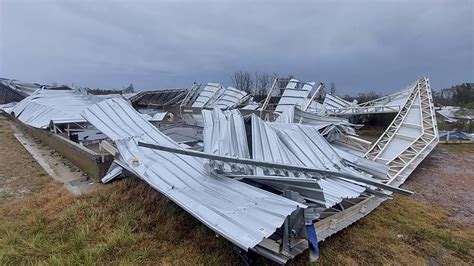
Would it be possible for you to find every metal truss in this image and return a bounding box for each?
[365,77,439,185]
[291,77,440,263]
[324,83,414,116]
[325,104,401,115]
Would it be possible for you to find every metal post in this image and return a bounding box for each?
[260,78,278,113]
[301,82,324,112]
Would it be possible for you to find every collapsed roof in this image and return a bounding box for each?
[0,79,42,104]
[7,87,99,128]
[82,98,305,249]
[1,76,439,264]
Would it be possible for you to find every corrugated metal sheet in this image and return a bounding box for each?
[129,89,187,107]
[202,108,252,174]
[278,106,355,128]
[214,87,249,109]
[1,79,40,97]
[192,83,248,109]
[321,94,352,111]
[275,79,316,113]
[251,114,368,208]
[202,108,249,158]
[8,88,98,128]
[82,98,305,250]
[192,83,222,108]
[332,146,390,179]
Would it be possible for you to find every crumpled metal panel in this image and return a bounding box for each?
[82,98,305,250]
[202,108,252,174]
[275,79,316,113]
[332,146,390,179]
[214,87,249,109]
[251,115,367,208]
[191,83,222,108]
[276,106,360,145]
[321,94,352,111]
[129,89,187,106]
[7,88,98,128]
[1,79,40,98]
[202,108,250,158]
[278,106,355,128]
[192,83,248,109]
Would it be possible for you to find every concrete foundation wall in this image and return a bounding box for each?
[13,118,113,180]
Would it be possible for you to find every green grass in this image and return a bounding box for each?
[3,178,472,265]
[0,179,240,265]
[306,196,474,265]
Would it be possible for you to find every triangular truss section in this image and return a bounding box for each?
[365,77,439,186]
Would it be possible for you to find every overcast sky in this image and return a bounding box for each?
[0,0,472,94]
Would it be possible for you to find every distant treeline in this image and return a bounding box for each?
[341,91,381,104]
[339,83,474,109]
[433,83,473,108]
[86,84,135,95]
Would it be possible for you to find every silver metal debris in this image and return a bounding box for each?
[81,98,306,250]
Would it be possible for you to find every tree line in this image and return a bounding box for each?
[231,71,297,96]
[433,83,473,108]
[86,84,135,95]
[340,83,474,109]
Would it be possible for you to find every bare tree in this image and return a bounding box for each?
[254,72,270,96]
[278,74,294,88]
[232,71,253,94]
[232,71,299,96]
[330,82,336,95]
[271,72,279,84]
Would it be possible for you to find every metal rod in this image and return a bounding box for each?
[137,142,413,196]
[261,77,279,112]
[301,82,324,112]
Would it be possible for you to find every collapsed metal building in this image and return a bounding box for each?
[1,77,439,263]
[0,79,41,104]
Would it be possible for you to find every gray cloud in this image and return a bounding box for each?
[1,0,472,94]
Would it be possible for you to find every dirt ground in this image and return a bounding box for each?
[403,144,474,225]
[1,117,473,264]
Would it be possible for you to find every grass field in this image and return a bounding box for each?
[1,119,473,265]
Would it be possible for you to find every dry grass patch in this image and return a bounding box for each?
[0,178,240,265]
[305,196,473,265]
[0,121,51,201]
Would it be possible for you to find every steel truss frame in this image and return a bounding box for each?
[250,77,439,263]
[324,82,414,116]
[365,77,439,184]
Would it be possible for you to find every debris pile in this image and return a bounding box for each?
[1,76,439,263]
